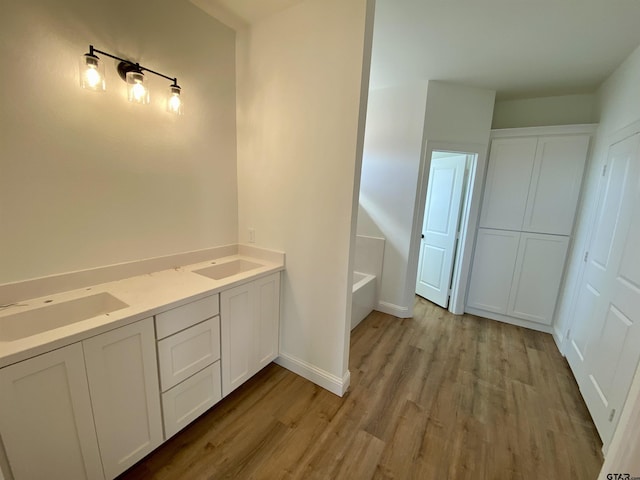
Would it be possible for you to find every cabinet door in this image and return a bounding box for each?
[0,344,104,480]
[466,229,520,314]
[83,318,163,479]
[254,273,281,371]
[480,138,537,230]
[220,282,254,396]
[507,233,569,325]
[523,135,590,235]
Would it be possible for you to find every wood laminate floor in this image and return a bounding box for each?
[119,296,603,480]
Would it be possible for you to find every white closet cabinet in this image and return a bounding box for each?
[507,233,570,325]
[220,272,280,396]
[523,135,590,235]
[466,229,520,314]
[480,134,590,235]
[479,137,537,230]
[83,318,163,480]
[0,344,104,480]
[468,126,593,330]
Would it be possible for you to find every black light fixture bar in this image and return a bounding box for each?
[88,45,179,86]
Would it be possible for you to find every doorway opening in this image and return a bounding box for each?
[408,143,487,315]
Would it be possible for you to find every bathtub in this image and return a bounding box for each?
[352,271,376,330]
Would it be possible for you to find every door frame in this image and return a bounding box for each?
[406,141,489,315]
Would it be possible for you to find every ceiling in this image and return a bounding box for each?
[194,0,640,100]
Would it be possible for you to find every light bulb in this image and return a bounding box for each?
[79,54,105,91]
[84,66,101,88]
[167,85,183,115]
[126,71,149,104]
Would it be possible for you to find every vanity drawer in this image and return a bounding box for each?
[162,361,222,439]
[155,294,219,339]
[157,317,220,391]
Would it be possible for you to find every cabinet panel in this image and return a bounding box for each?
[0,344,104,480]
[255,273,281,370]
[83,318,163,479]
[523,135,590,235]
[220,273,281,397]
[158,317,220,391]
[220,283,253,396]
[466,229,520,314]
[507,233,570,324]
[155,294,219,340]
[162,362,222,439]
[480,138,537,230]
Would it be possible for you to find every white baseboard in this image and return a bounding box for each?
[376,301,411,318]
[465,307,554,334]
[275,352,350,397]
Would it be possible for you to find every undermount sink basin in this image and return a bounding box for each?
[194,259,263,280]
[0,292,128,342]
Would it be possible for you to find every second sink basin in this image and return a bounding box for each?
[0,292,129,342]
[194,259,263,280]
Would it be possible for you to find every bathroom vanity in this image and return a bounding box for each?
[0,246,284,480]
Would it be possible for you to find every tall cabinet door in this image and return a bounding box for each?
[466,229,521,314]
[479,137,537,230]
[221,282,254,396]
[0,344,104,480]
[523,135,590,235]
[254,273,281,370]
[507,233,570,325]
[83,318,163,479]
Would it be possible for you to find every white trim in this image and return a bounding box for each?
[491,124,599,138]
[406,141,489,317]
[465,307,554,334]
[275,352,351,397]
[552,326,565,354]
[376,301,411,318]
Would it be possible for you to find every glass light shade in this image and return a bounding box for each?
[126,71,149,104]
[167,85,183,115]
[80,54,105,91]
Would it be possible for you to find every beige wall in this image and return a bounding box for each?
[492,94,598,129]
[236,0,373,392]
[0,0,238,284]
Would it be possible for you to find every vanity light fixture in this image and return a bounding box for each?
[80,45,182,114]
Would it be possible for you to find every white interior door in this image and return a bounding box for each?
[566,132,640,448]
[416,154,466,307]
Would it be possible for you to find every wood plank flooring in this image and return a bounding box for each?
[119,296,603,480]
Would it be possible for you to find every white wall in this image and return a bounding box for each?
[357,84,428,314]
[492,94,598,129]
[359,81,495,316]
[236,0,373,394]
[0,0,238,285]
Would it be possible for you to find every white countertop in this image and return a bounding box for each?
[0,253,284,368]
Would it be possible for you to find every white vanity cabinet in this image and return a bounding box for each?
[0,344,104,480]
[83,318,163,479]
[221,272,280,396]
[155,294,222,439]
[0,318,163,480]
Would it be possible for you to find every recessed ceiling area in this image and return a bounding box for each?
[371,0,640,99]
